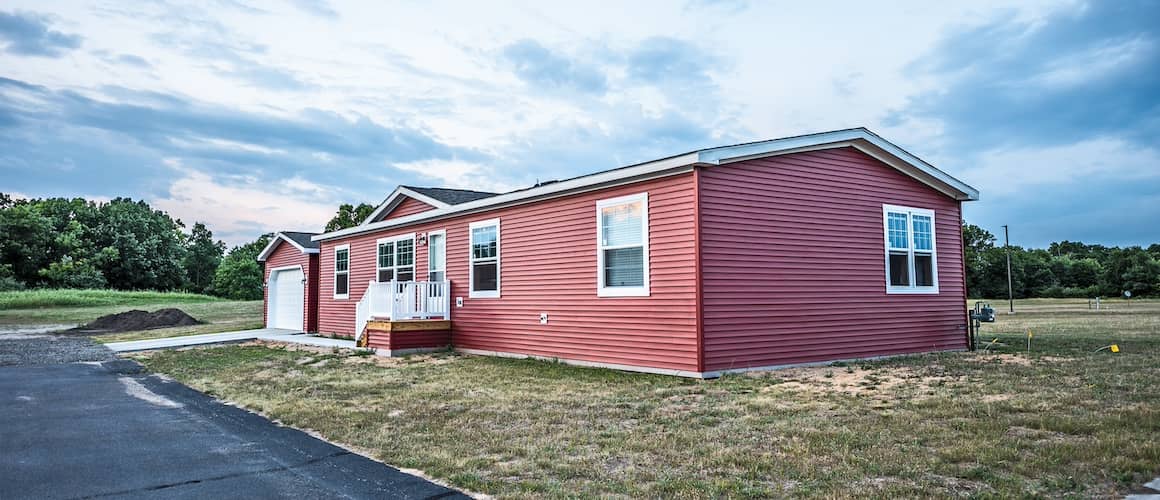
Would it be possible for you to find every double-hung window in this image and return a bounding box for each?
[596,192,649,297]
[333,244,350,299]
[883,204,938,294]
[469,219,500,298]
[376,235,415,283]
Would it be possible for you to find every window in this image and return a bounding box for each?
[376,235,414,283]
[596,192,649,297]
[469,219,500,297]
[428,230,446,283]
[333,245,350,299]
[883,204,938,294]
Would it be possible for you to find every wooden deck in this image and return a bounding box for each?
[366,319,451,332]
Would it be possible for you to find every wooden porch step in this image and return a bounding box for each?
[366,319,451,332]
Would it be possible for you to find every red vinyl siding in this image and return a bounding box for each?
[262,241,318,332]
[318,173,699,372]
[365,329,452,351]
[698,147,967,371]
[383,197,436,220]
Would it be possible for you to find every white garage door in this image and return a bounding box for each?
[268,267,305,331]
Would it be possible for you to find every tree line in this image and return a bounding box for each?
[964,223,1160,299]
[0,195,373,300]
[2,194,1156,299]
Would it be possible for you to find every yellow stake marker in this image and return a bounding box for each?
[1111,344,1120,353]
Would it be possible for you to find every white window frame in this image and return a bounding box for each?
[468,218,500,298]
[375,233,416,283]
[596,192,650,297]
[427,229,447,283]
[882,204,939,295]
[333,244,350,300]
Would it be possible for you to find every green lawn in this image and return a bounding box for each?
[0,289,262,342]
[135,299,1160,498]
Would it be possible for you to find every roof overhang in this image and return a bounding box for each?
[315,128,979,243]
[256,232,320,262]
[360,186,452,226]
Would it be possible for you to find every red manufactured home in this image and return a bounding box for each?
[270,128,979,377]
[257,232,320,333]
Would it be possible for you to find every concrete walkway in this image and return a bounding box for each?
[105,328,361,353]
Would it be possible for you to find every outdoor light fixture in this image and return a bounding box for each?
[417,232,428,246]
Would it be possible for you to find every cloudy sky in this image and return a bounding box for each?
[1,0,1157,247]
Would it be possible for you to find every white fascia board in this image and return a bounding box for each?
[256,233,318,262]
[360,187,452,226]
[698,128,980,201]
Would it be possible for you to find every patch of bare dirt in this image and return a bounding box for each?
[752,365,961,398]
[70,308,202,334]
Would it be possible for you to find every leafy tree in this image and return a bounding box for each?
[38,255,107,289]
[91,198,188,290]
[183,222,225,294]
[325,202,376,232]
[0,202,54,287]
[211,234,272,300]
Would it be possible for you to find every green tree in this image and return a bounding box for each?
[324,202,376,232]
[0,202,55,287]
[211,234,272,300]
[183,222,226,294]
[92,198,188,290]
[962,223,996,297]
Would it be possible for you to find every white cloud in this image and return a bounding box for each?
[150,168,338,246]
[963,138,1160,197]
[393,159,518,193]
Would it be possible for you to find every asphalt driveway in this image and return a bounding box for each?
[0,331,466,499]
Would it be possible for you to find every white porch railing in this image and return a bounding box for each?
[355,280,451,342]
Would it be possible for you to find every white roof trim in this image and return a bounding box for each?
[315,128,978,242]
[360,186,451,226]
[256,232,319,262]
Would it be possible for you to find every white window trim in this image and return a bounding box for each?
[375,233,416,283]
[596,192,650,297]
[427,229,447,282]
[468,218,500,298]
[882,204,939,295]
[333,244,350,300]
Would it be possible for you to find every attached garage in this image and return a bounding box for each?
[267,266,305,330]
[257,232,320,332]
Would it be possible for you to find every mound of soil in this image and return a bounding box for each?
[76,308,203,333]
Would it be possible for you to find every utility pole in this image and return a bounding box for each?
[1003,224,1014,314]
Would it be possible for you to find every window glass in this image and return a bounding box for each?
[335,249,349,272]
[335,273,348,295]
[601,201,643,247]
[377,242,393,268]
[915,255,934,287]
[887,212,908,249]
[472,226,496,260]
[912,215,932,251]
[888,252,910,286]
[396,239,414,266]
[604,247,644,287]
[470,222,499,294]
[472,262,497,291]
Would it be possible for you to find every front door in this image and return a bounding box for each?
[426,231,446,314]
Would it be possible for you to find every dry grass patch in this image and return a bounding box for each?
[135,299,1160,498]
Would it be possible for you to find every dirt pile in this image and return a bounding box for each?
[77,308,203,333]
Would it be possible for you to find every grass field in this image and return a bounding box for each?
[0,289,262,342]
[134,298,1160,498]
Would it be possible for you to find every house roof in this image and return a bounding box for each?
[317,127,980,242]
[402,186,498,205]
[360,186,498,226]
[256,231,320,262]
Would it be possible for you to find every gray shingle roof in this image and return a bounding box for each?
[402,186,498,205]
[281,231,320,250]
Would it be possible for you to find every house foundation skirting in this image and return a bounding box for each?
[453,347,968,379]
